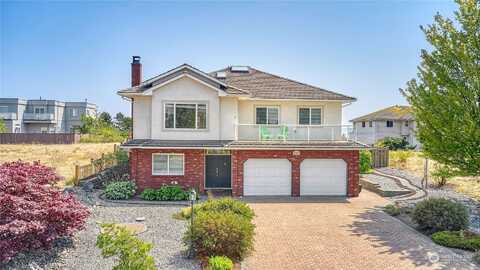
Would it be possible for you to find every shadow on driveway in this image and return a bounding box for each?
[240,195,349,204]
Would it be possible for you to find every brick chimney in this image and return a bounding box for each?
[131,56,142,87]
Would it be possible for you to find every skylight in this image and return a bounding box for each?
[230,66,249,72]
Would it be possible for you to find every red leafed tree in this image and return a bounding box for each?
[0,161,90,264]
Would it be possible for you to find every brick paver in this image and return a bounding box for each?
[242,191,476,270]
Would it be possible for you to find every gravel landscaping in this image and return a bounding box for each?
[377,167,480,233]
[3,188,200,270]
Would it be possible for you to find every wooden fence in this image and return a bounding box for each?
[370,148,389,168]
[0,133,81,144]
[73,144,120,185]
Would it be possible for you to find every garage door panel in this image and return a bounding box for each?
[300,159,346,196]
[244,159,291,196]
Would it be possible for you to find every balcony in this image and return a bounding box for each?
[23,113,55,122]
[235,124,357,142]
[0,112,17,120]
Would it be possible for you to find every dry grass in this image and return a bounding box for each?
[389,151,480,201]
[0,143,117,186]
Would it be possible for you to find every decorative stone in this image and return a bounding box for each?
[135,217,146,222]
[100,223,147,235]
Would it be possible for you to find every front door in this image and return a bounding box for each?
[205,155,231,188]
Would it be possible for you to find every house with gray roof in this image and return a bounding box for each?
[0,98,97,133]
[118,56,368,199]
[349,105,421,148]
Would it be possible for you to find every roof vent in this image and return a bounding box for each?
[230,66,249,72]
[216,71,227,79]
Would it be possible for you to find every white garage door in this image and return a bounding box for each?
[244,159,291,196]
[300,159,347,196]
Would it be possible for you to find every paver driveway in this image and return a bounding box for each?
[242,190,476,270]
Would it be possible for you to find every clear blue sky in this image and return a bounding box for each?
[0,1,456,123]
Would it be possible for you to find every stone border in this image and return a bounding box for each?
[98,192,204,206]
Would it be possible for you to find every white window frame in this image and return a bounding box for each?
[152,153,185,176]
[163,102,208,130]
[34,106,46,114]
[297,107,323,125]
[386,120,394,128]
[255,106,280,125]
[71,108,78,117]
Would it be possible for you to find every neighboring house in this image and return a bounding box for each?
[0,98,97,133]
[350,105,420,148]
[118,56,367,197]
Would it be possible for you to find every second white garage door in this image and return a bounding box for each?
[244,159,291,196]
[300,159,347,196]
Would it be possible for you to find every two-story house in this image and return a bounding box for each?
[0,98,97,133]
[118,57,367,197]
[350,105,420,148]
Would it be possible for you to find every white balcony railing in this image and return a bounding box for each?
[23,113,55,121]
[0,112,17,119]
[235,124,357,142]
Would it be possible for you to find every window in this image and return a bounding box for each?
[71,108,78,117]
[361,121,366,128]
[152,154,184,175]
[386,120,394,128]
[164,103,207,129]
[298,107,322,125]
[256,106,279,125]
[369,121,373,127]
[40,127,48,134]
[405,121,409,127]
[34,107,46,114]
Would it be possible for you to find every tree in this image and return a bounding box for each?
[115,112,132,132]
[0,161,90,263]
[99,112,113,126]
[401,0,480,175]
[0,118,6,133]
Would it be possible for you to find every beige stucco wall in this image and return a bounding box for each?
[150,76,221,140]
[133,96,152,139]
[219,97,238,140]
[237,100,343,125]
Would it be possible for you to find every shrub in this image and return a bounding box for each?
[95,162,130,189]
[105,181,136,200]
[177,198,255,221]
[0,161,90,263]
[96,223,156,270]
[184,210,255,261]
[431,231,480,251]
[376,137,415,150]
[140,188,158,201]
[156,185,188,201]
[431,164,456,187]
[206,256,233,270]
[412,198,469,233]
[384,204,401,216]
[359,150,372,173]
[473,251,480,265]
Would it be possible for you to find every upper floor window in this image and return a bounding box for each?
[361,121,366,128]
[256,106,279,125]
[34,107,46,114]
[71,108,78,117]
[405,121,409,127]
[369,121,373,127]
[299,107,322,125]
[164,102,207,129]
[386,120,394,128]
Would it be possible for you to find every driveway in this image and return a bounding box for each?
[242,190,476,270]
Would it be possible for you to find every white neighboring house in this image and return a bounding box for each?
[350,105,421,148]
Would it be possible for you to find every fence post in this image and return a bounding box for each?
[74,165,80,185]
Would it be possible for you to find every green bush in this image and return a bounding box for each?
[375,137,415,150]
[140,188,158,201]
[360,150,372,173]
[139,186,189,201]
[206,256,233,270]
[431,231,480,251]
[177,198,255,220]
[96,223,156,270]
[105,181,136,200]
[473,251,480,265]
[412,198,469,233]
[384,204,401,216]
[184,210,255,261]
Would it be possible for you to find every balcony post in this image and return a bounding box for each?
[331,127,334,141]
[307,126,310,142]
[234,123,238,141]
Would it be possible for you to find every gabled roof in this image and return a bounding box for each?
[210,67,356,101]
[118,64,356,102]
[350,105,414,122]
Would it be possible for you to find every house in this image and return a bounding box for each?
[118,56,367,197]
[0,98,97,133]
[350,105,420,148]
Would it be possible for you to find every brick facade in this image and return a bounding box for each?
[129,148,360,197]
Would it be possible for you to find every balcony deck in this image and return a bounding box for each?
[23,113,55,122]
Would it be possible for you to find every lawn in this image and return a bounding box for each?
[389,150,480,201]
[0,143,117,186]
